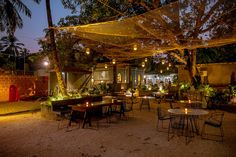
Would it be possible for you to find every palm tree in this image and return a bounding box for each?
[45,0,67,96]
[0,0,41,34]
[0,35,25,71]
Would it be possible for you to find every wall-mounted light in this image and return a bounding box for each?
[112,59,116,64]
[133,44,137,51]
[86,48,90,55]
[43,61,49,66]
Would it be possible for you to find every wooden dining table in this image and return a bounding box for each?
[71,99,124,128]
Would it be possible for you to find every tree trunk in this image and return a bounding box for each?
[191,49,197,77]
[187,49,197,85]
[45,0,67,96]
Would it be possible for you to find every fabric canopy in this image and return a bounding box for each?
[54,0,236,61]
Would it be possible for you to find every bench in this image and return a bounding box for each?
[51,96,103,114]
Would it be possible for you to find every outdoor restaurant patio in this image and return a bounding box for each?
[0,0,236,157]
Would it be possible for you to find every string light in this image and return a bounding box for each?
[86,48,90,55]
[141,62,145,68]
[133,44,137,51]
[112,59,116,64]
[161,60,165,64]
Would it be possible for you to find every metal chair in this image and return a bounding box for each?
[201,112,224,142]
[156,107,171,131]
[123,97,134,120]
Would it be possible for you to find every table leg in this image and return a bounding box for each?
[82,111,91,128]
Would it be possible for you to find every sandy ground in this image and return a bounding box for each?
[0,103,236,157]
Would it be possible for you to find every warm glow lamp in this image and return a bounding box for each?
[112,59,116,64]
[141,62,145,68]
[43,61,49,66]
[86,48,90,55]
[161,60,165,64]
[105,64,108,69]
[133,44,137,51]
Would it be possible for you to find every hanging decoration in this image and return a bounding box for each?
[85,48,90,55]
[133,44,137,51]
[112,59,116,64]
[161,60,165,64]
[141,62,145,68]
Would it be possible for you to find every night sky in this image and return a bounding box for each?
[14,0,76,53]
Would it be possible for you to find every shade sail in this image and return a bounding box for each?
[54,0,236,61]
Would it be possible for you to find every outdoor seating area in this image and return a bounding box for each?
[0,0,236,156]
[1,103,236,156]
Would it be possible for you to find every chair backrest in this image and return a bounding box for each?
[188,91,203,101]
[210,112,224,126]
[189,102,202,109]
[169,102,180,109]
[157,107,167,119]
[125,97,133,111]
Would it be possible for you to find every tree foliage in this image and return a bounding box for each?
[0,0,41,34]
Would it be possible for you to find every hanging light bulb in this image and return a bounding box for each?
[160,70,163,73]
[133,44,137,51]
[141,62,145,68]
[145,58,148,62]
[105,64,108,69]
[161,60,165,64]
[86,48,90,55]
[112,59,116,64]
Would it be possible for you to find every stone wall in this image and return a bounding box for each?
[0,75,48,102]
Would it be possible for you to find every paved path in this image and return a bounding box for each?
[0,101,41,116]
